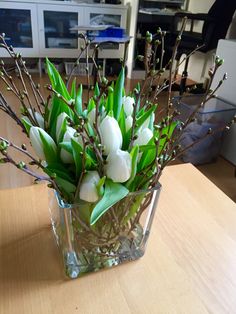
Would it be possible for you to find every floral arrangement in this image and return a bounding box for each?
[0,23,234,277]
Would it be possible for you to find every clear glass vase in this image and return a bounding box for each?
[48,183,161,279]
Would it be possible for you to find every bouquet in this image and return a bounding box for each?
[0,22,234,277]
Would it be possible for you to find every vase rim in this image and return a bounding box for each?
[54,182,162,208]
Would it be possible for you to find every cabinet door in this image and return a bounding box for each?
[38,4,82,58]
[84,6,127,59]
[0,2,39,57]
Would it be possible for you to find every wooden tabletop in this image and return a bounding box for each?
[0,164,236,314]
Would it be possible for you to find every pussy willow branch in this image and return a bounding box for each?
[0,136,44,169]
[0,93,26,131]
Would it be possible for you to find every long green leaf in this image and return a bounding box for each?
[71,138,83,179]
[90,180,129,225]
[136,105,157,129]
[38,129,57,163]
[113,68,125,120]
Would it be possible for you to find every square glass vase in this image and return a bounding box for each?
[48,183,161,279]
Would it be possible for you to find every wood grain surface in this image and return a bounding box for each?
[0,164,236,314]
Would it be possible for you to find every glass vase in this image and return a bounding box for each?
[48,183,161,279]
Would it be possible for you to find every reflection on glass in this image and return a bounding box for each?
[90,14,121,50]
[90,14,121,27]
[0,9,33,48]
[44,11,78,49]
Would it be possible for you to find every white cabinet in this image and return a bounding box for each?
[0,2,39,57]
[0,1,128,60]
[37,4,84,58]
[84,6,127,59]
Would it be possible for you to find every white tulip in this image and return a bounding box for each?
[23,109,44,129]
[79,171,100,203]
[122,96,134,116]
[87,107,106,126]
[125,115,133,131]
[139,113,155,132]
[99,116,122,155]
[29,126,57,161]
[60,126,80,164]
[56,112,68,143]
[106,149,131,183]
[87,108,96,126]
[134,128,153,146]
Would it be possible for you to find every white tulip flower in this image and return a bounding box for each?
[60,126,79,163]
[79,171,100,203]
[106,149,131,183]
[23,109,44,129]
[56,112,68,143]
[99,116,122,155]
[122,96,135,116]
[139,113,155,131]
[125,115,133,131]
[87,108,96,126]
[29,126,57,161]
[134,128,153,146]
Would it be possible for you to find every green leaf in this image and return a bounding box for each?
[106,85,114,112]
[45,162,75,184]
[59,141,73,154]
[71,138,83,179]
[123,194,145,224]
[90,180,129,225]
[158,121,178,156]
[94,82,100,97]
[125,145,139,188]
[38,129,57,163]
[136,105,157,129]
[21,117,32,134]
[96,176,106,197]
[87,98,95,112]
[138,138,156,171]
[57,117,68,144]
[55,176,76,202]
[46,58,71,101]
[70,78,76,99]
[75,84,83,116]
[45,58,59,89]
[118,106,126,144]
[113,67,125,120]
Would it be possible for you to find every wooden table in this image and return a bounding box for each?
[0,164,236,314]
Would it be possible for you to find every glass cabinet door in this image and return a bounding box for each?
[38,4,82,58]
[0,2,39,57]
[43,11,78,49]
[85,7,127,59]
[0,8,33,48]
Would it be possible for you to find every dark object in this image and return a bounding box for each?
[172,0,236,94]
[105,0,121,4]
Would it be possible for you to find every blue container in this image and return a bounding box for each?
[98,27,124,38]
[173,94,236,164]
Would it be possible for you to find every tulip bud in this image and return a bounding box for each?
[79,171,100,202]
[60,126,82,164]
[87,108,96,126]
[99,116,122,155]
[122,96,135,116]
[56,112,68,143]
[29,127,57,161]
[134,128,153,146]
[27,109,44,129]
[125,115,133,131]
[106,149,131,183]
